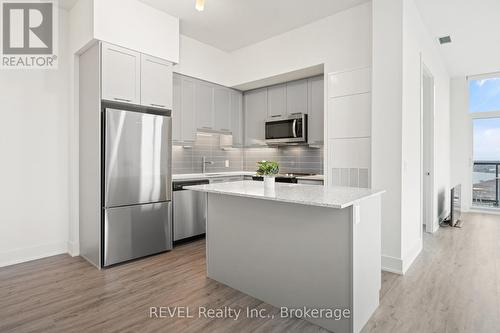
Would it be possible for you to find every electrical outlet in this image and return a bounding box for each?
[225,160,230,168]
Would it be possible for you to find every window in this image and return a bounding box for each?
[469,77,500,113]
[470,76,500,208]
[472,118,500,207]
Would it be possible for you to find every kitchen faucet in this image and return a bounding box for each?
[202,156,214,174]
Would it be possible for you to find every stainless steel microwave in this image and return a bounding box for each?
[265,114,307,145]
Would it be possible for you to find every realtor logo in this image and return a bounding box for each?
[1,0,58,69]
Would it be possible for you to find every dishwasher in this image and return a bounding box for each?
[172,179,209,244]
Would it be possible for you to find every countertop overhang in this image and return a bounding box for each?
[185,181,385,209]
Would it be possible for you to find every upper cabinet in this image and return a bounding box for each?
[101,43,141,104]
[180,77,196,142]
[172,73,243,145]
[308,76,324,144]
[243,76,323,147]
[267,84,286,118]
[172,74,182,142]
[214,87,231,132]
[101,42,173,110]
[195,81,214,130]
[140,54,173,109]
[286,79,308,115]
[244,88,268,146]
[231,91,243,146]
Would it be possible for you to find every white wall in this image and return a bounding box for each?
[230,3,372,87]
[0,9,71,267]
[373,0,450,274]
[173,35,234,86]
[93,0,179,62]
[372,0,404,272]
[401,0,450,271]
[450,77,472,211]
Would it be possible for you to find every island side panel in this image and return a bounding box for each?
[206,193,353,333]
[351,195,382,333]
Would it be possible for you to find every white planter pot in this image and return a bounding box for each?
[263,176,275,189]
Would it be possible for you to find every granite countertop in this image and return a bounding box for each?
[173,171,256,181]
[185,181,384,209]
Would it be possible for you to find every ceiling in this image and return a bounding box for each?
[140,0,369,52]
[415,0,500,77]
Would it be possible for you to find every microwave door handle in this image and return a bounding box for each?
[292,119,298,138]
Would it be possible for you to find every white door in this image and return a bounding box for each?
[422,65,435,233]
[214,87,231,132]
[101,43,141,104]
[140,54,173,109]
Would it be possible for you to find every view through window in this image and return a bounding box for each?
[470,77,500,208]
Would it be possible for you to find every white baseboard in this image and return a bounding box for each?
[381,255,403,274]
[402,239,422,274]
[67,240,80,257]
[0,242,68,268]
[382,240,423,276]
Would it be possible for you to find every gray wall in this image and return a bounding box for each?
[173,133,323,175]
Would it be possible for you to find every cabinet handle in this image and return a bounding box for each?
[271,115,282,118]
[201,126,213,129]
[151,103,166,108]
[114,97,132,102]
[290,112,302,115]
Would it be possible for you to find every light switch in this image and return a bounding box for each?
[225,160,230,168]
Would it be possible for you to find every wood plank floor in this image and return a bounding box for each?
[1,212,499,333]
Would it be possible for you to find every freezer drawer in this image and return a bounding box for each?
[104,201,172,266]
[104,108,172,207]
[173,187,207,242]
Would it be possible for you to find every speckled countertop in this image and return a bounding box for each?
[185,181,384,209]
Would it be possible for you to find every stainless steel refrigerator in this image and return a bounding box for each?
[101,103,173,266]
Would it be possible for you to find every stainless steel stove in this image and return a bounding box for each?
[252,172,317,184]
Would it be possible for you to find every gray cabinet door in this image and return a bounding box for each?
[231,90,243,146]
[181,77,196,142]
[214,87,231,132]
[101,43,141,104]
[244,88,268,146]
[140,54,172,109]
[308,76,324,144]
[172,74,182,141]
[267,84,286,118]
[286,79,308,115]
[195,81,214,130]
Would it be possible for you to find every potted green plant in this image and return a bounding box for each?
[256,160,279,188]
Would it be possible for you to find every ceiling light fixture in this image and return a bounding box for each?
[195,0,205,11]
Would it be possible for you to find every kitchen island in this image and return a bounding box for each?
[186,181,384,333]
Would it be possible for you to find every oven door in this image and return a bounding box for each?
[265,115,307,144]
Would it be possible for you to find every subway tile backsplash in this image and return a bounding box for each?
[172,133,323,175]
[244,146,324,174]
[172,133,244,174]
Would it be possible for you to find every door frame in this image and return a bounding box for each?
[421,62,435,233]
